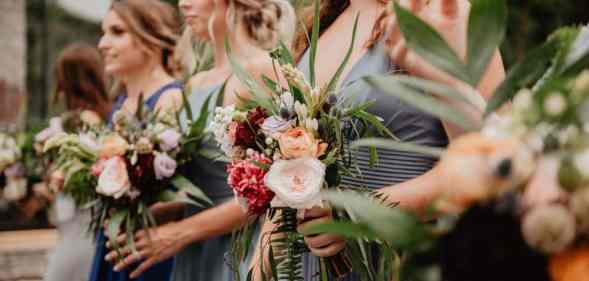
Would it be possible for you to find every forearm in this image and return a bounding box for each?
[178,200,250,245]
[377,168,444,215]
[250,217,279,281]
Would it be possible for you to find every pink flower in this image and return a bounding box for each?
[154,152,177,180]
[4,163,25,178]
[227,152,274,214]
[264,157,325,209]
[278,128,327,159]
[91,158,109,177]
[96,156,131,199]
[158,129,181,152]
[35,117,64,143]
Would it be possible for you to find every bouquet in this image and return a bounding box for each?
[215,2,395,278]
[44,98,213,253]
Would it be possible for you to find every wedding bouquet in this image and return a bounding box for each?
[216,1,397,278]
[43,99,212,253]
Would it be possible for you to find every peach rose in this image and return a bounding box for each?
[96,156,131,199]
[278,128,327,159]
[99,134,129,158]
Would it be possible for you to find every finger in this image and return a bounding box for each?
[130,257,158,278]
[106,233,129,249]
[309,240,346,258]
[104,246,132,262]
[114,249,150,272]
[305,233,345,249]
[440,0,460,19]
[301,207,331,221]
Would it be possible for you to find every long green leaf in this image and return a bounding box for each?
[305,221,381,242]
[171,175,212,205]
[365,75,480,131]
[309,0,320,87]
[562,24,589,76]
[393,1,471,84]
[108,209,128,254]
[467,0,507,85]
[225,39,276,112]
[352,138,444,158]
[181,84,194,122]
[190,90,215,137]
[485,39,560,115]
[325,14,360,95]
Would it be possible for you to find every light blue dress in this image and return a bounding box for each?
[172,85,259,281]
[297,36,449,280]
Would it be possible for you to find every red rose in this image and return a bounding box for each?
[126,153,158,192]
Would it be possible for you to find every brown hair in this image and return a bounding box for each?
[54,43,111,120]
[292,0,390,62]
[227,0,296,49]
[110,0,183,76]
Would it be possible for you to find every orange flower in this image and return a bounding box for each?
[550,245,589,281]
[278,127,327,159]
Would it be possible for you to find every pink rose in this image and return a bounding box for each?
[99,134,129,158]
[278,128,327,159]
[158,129,181,152]
[153,152,177,180]
[96,156,131,199]
[264,157,325,209]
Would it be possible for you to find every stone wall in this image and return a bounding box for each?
[0,0,26,130]
[0,230,56,281]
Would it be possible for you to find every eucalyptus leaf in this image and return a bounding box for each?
[393,1,471,84]
[108,209,128,254]
[308,0,320,87]
[171,175,212,205]
[467,0,507,85]
[561,24,589,76]
[485,39,560,115]
[351,138,444,158]
[365,75,480,131]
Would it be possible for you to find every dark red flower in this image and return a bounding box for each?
[233,122,256,147]
[227,152,274,215]
[247,107,268,128]
[126,153,159,192]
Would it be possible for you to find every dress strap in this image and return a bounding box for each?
[144,81,184,110]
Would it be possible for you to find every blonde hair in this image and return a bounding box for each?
[226,0,296,50]
[110,0,183,77]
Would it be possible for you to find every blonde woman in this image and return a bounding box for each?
[105,0,296,280]
[89,1,183,281]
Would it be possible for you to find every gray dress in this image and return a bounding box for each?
[172,85,259,281]
[43,194,95,281]
[297,36,449,279]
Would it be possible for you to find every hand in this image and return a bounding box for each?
[104,221,190,278]
[389,0,470,85]
[297,207,345,258]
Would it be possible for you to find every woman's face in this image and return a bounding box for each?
[98,10,147,77]
[179,0,215,40]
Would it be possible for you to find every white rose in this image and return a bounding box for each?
[96,157,131,199]
[3,178,28,201]
[264,157,325,209]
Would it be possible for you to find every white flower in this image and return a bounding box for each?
[79,133,100,153]
[96,157,131,199]
[158,129,181,152]
[303,118,319,132]
[264,157,325,209]
[574,150,589,179]
[280,92,295,111]
[154,152,177,180]
[544,92,567,116]
[261,116,294,138]
[35,117,64,143]
[513,89,534,113]
[3,178,28,201]
[574,70,589,93]
[522,204,576,254]
[294,101,308,119]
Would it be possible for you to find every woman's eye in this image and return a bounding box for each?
[111,27,125,36]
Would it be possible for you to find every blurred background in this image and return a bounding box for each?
[0,0,588,280]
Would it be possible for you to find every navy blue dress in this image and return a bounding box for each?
[88,81,183,281]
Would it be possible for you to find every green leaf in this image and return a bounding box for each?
[305,221,381,241]
[181,84,194,122]
[352,138,444,158]
[485,39,560,115]
[365,75,480,131]
[261,75,282,95]
[125,215,138,256]
[309,0,320,87]
[225,39,276,112]
[393,1,471,84]
[467,0,507,85]
[136,93,145,121]
[108,209,128,254]
[190,89,216,137]
[325,14,360,95]
[353,110,399,141]
[561,24,589,76]
[171,175,212,205]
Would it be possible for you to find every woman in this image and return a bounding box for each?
[89,0,183,280]
[254,0,506,280]
[43,43,111,281]
[104,0,295,280]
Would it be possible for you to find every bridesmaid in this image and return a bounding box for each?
[254,0,506,280]
[89,0,183,281]
[105,0,295,280]
[43,43,111,281]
